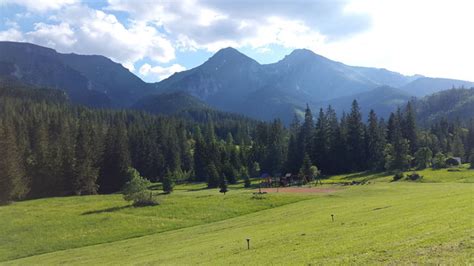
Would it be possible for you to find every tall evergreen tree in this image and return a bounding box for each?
[385,111,412,170]
[73,120,99,195]
[0,120,28,203]
[346,100,366,171]
[98,120,131,193]
[402,101,418,154]
[366,110,386,170]
[312,108,328,170]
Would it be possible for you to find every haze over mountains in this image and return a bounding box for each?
[1,41,473,123]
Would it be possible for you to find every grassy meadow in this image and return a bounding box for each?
[1,166,473,265]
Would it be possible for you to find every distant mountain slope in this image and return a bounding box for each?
[2,41,473,123]
[153,48,418,122]
[0,41,152,107]
[133,91,209,115]
[401,77,474,97]
[317,86,413,119]
[0,76,69,103]
[414,88,474,124]
[155,47,267,112]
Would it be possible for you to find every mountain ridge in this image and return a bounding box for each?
[1,41,473,123]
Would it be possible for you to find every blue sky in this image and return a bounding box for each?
[0,0,473,83]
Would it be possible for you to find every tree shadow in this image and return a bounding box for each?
[341,171,387,180]
[82,205,132,215]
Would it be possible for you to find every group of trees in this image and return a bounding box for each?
[282,101,474,175]
[1,86,473,204]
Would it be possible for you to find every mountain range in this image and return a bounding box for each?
[1,41,473,123]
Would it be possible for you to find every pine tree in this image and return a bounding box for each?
[384,112,412,171]
[366,110,386,170]
[73,120,99,195]
[299,153,312,183]
[0,120,28,203]
[162,169,175,194]
[312,108,328,170]
[193,126,208,181]
[98,121,131,194]
[325,106,341,174]
[28,122,54,198]
[452,134,465,158]
[206,162,220,188]
[346,100,366,171]
[402,102,418,154]
[219,176,228,195]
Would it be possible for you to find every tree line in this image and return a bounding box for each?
[1,86,473,204]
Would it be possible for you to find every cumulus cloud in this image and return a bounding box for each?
[139,63,186,80]
[0,4,176,72]
[1,0,79,12]
[106,0,370,52]
[0,28,25,42]
[27,22,76,48]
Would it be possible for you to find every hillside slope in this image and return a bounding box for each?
[0,41,153,107]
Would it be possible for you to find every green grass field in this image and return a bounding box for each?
[1,167,473,265]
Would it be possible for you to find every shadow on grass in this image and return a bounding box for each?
[82,205,132,215]
[341,171,387,180]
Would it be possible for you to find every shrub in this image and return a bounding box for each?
[407,172,423,181]
[414,147,432,169]
[432,152,447,169]
[392,172,404,181]
[162,170,175,194]
[122,168,158,206]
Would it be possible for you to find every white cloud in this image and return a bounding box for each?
[0,28,24,42]
[1,0,79,12]
[139,63,186,80]
[27,22,76,48]
[2,4,176,72]
[105,0,367,52]
[309,0,474,81]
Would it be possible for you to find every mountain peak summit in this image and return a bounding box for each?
[206,47,258,66]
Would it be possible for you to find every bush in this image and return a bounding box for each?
[414,147,432,169]
[392,172,404,181]
[432,152,447,169]
[122,168,158,206]
[162,170,175,194]
[407,172,423,181]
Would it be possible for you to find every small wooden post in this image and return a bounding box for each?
[331,214,334,222]
[246,238,250,249]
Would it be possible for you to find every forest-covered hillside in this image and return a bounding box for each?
[1,82,473,204]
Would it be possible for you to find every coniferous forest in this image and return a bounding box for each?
[1,84,473,204]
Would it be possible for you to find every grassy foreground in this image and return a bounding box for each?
[0,183,311,262]
[1,169,473,264]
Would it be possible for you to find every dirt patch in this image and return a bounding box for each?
[256,187,338,194]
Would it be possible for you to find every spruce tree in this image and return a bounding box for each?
[98,121,131,194]
[346,100,366,171]
[219,176,228,195]
[0,121,28,203]
[402,102,418,154]
[366,110,386,170]
[312,108,328,170]
[162,169,175,194]
[206,162,220,188]
[73,120,99,195]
